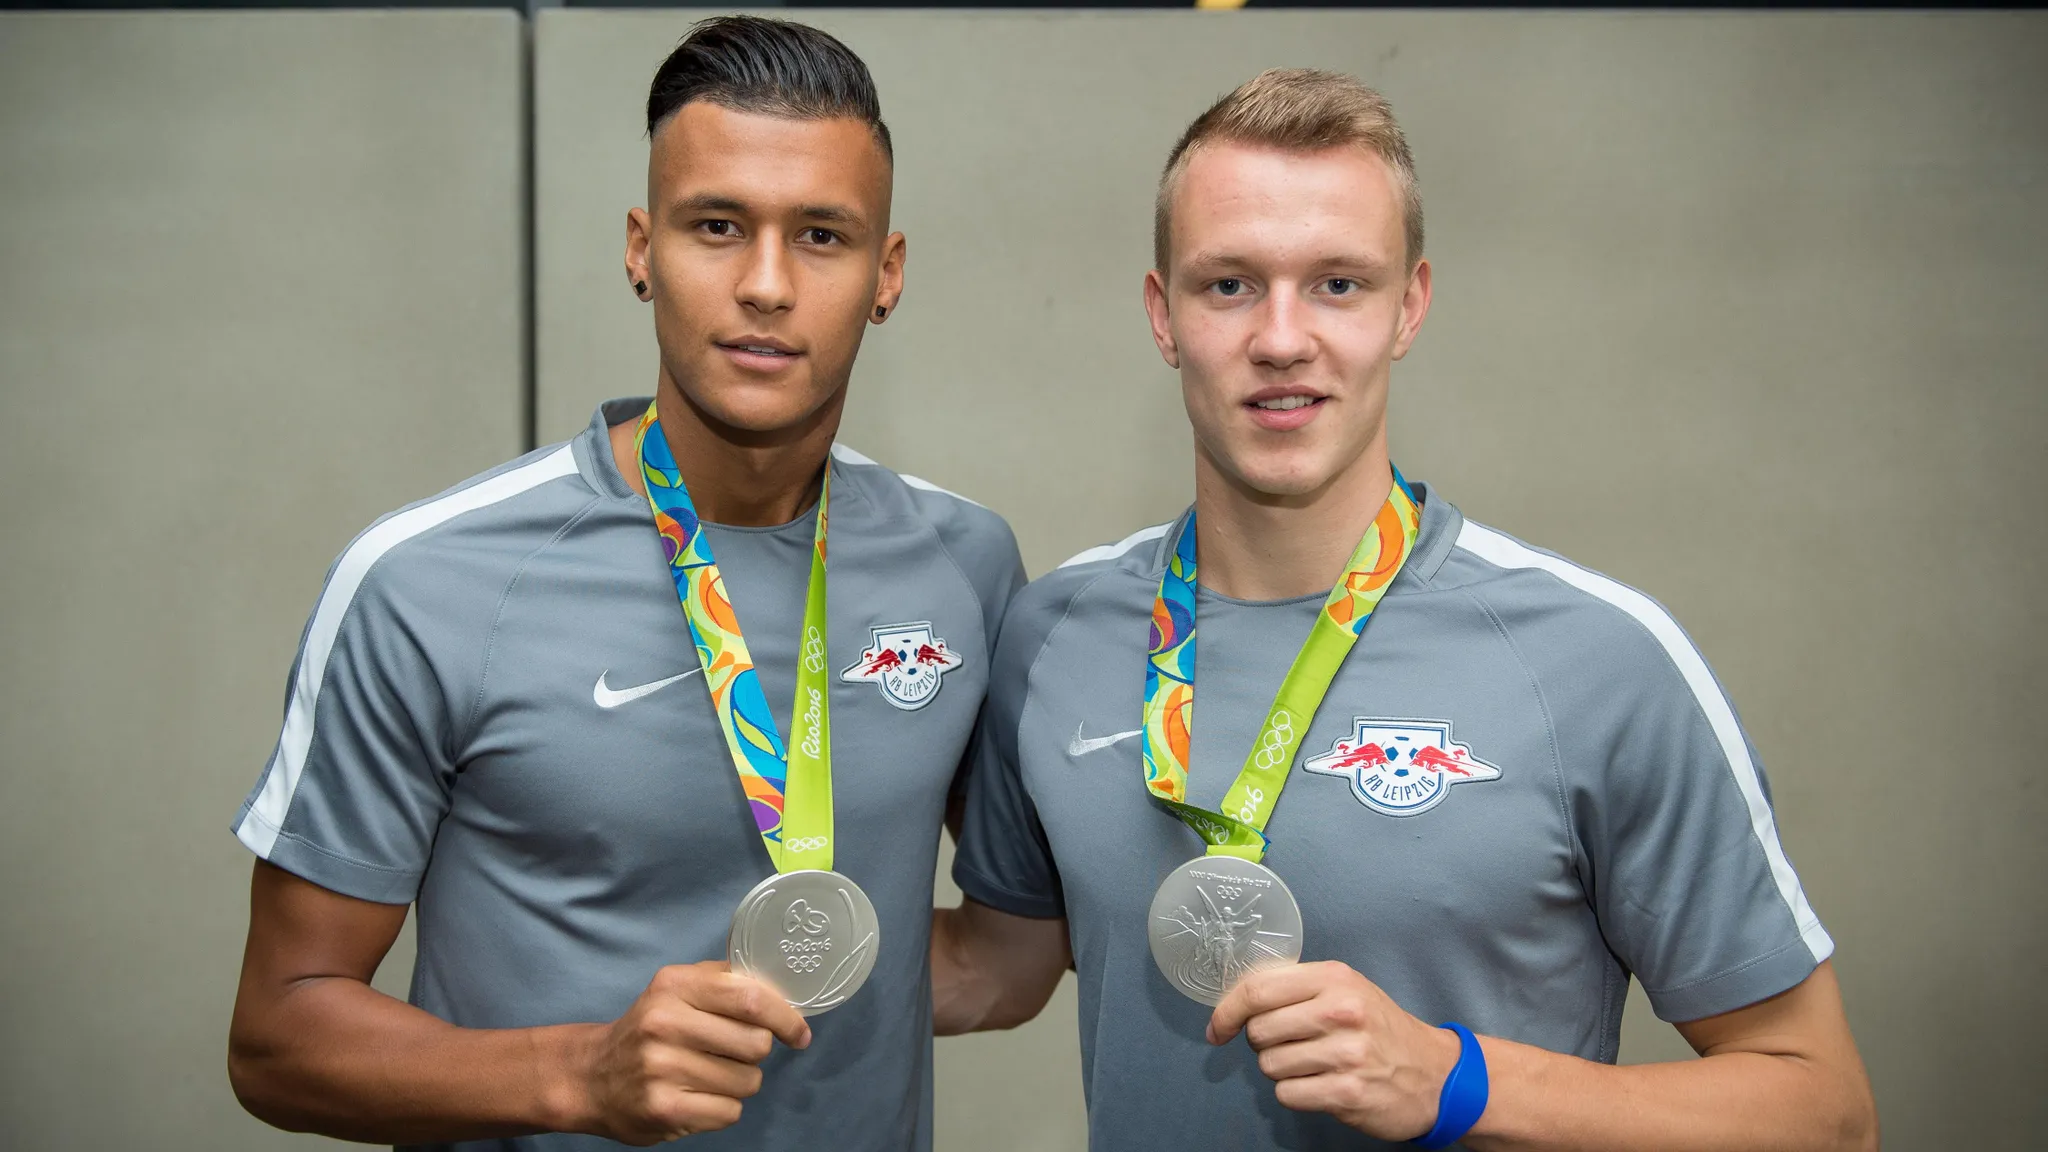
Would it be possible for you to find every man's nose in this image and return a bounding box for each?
[734,236,797,314]
[1245,289,1315,369]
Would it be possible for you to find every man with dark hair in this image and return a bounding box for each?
[226,17,1020,1149]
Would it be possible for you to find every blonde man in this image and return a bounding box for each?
[932,70,1876,1150]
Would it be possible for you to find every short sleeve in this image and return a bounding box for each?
[230,552,465,905]
[1545,596,1833,1023]
[951,590,1065,920]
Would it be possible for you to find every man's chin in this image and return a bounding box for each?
[672,375,836,439]
[1225,462,1340,504]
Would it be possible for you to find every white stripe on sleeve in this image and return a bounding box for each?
[1454,520,1834,962]
[234,445,580,858]
[1058,522,1172,570]
[830,442,985,508]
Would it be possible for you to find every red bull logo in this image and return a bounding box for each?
[840,621,963,712]
[857,648,905,676]
[1302,718,1501,817]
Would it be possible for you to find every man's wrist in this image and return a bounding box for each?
[533,1023,603,1136]
[1414,1024,1490,1150]
[1412,1019,1463,1134]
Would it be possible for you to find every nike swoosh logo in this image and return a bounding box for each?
[1068,724,1143,758]
[593,668,702,709]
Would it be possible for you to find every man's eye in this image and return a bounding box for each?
[1325,278,1357,295]
[804,228,839,246]
[700,220,736,237]
[1213,278,1245,297]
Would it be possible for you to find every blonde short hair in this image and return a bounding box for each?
[1154,68,1423,274]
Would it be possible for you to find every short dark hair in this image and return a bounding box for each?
[646,16,892,162]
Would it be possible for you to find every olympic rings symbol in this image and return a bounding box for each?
[802,627,827,674]
[784,836,830,853]
[1251,711,1296,772]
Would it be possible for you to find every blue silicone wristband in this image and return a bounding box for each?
[1413,1022,1488,1150]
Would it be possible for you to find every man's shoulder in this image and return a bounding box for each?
[828,443,1020,608]
[829,443,1011,544]
[321,439,603,620]
[1000,516,1178,656]
[1434,515,1713,690]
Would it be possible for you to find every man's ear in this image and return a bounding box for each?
[625,207,653,301]
[1143,269,1180,369]
[870,231,908,324]
[1390,258,1432,361]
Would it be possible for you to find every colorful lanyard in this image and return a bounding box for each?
[1142,470,1422,861]
[635,402,835,873]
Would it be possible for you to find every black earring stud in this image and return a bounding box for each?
[874,306,887,319]
[634,280,647,295]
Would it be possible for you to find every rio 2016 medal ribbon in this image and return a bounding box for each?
[1141,470,1422,1004]
[636,403,876,1014]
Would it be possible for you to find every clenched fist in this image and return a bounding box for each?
[568,961,811,1145]
[1208,960,1460,1141]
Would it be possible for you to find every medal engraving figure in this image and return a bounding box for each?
[1147,855,1303,1006]
[729,869,880,1016]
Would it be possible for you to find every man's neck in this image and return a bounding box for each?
[1192,439,1395,602]
[609,372,844,527]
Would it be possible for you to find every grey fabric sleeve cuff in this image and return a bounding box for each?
[952,860,1064,921]
[1642,936,1828,1023]
[236,815,422,906]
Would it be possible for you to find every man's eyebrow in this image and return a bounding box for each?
[796,204,866,228]
[675,193,749,215]
[1181,251,1257,271]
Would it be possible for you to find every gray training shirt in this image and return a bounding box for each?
[954,484,1831,1151]
[233,398,1023,1152]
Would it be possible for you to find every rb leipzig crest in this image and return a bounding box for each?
[1302,718,1500,817]
[840,622,963,711]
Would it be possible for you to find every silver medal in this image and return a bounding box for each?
[1147,855,1304,1005]
[728,869,881,1016]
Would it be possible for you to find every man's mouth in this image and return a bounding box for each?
[720,340,799,358]
[1243,387,1328,429]
[1251,395,1323,411]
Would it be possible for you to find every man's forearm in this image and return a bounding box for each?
[930,907,1004,1035]
[1465,1038,1876,1152]
[929,902,1070,1035]
[229,975,597,1143]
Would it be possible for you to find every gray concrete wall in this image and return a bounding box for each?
[536,12,2048,1150]
[0,13,525,1149]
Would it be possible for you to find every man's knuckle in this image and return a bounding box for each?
[736,1064,765,1098]
[1325,999,1366,1030]
[638,1006,678,1038]
[643,1086,688,1128]
[732,983,762,1018]
[743,1027,775,1063]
